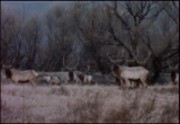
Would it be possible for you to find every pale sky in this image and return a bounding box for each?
[1,1,94,18]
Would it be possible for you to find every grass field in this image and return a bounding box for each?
[1,82,179,123]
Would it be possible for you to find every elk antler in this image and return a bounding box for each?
[85,65,90,73]
[63,53,80,71]
[132,50,152,65]
[72,55,80,70]
[2,64,13,69]
[63,54,73,71]
[107,53,123,64]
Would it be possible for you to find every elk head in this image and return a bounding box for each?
[107,53,123,73]
[107,53,124,86]
[2,64,13,79]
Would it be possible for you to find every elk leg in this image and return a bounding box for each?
[121,79,126,87]
[30,78,36,87]
[14,80,19,84]
[130,80,134,88]
[115,78,121,86]
[120,78,126,87]
[140,78,147,88]
[125,79,131,88]
[49,80,53,86]
[31,81,35,87]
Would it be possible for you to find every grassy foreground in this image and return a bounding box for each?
[1,83,179,123]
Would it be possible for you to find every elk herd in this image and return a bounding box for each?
[1,52,179,88]
[1,54,95,87]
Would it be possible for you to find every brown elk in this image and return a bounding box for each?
[2,64,39,86]
[62,53,80,84]
[167,61,179,85]
[107,51,151,88]
[77,65,95,85]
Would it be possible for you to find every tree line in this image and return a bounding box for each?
[1,1,179,84]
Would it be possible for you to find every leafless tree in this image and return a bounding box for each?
[43,5,75,71]
[73,2,115,73]
[1,6,23,67]
[105,1,179,84]
[22,14,42,69]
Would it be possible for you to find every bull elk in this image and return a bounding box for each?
[62,53,80,84]
[2,64,39,86]
[167,61,179,85]
[107,51,151,88]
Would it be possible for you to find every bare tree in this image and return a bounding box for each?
[43,5,73,71]
[105,1,179,84]
[1,5,23,67]
[22,15,42,69]
[73,2,115,73]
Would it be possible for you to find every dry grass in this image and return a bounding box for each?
[1,82,179,123]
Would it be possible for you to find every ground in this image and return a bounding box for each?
[1,82,179,123]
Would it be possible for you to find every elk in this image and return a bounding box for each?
[62,53,80,84]
[49,76,61,85]
[37,74,61,85]
[167,61,179,85]
[2,64,39,86]
[107,51,151,88]
[77,65,95,85]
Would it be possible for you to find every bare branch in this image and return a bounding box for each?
[112,1,130,30]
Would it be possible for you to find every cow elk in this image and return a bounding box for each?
[107,51,151,88]
[49,76,61,85]
[2,64,39,86]
[38,74,61,85]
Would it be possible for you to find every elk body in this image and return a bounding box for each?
[49,76,61,85]
[107,52,150,88]
[2,65,38,86]
[114,65,149,87]
[57,71,79,84]
[78,74,94,85]
[38,74,61,85]
[76,72,94,85]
